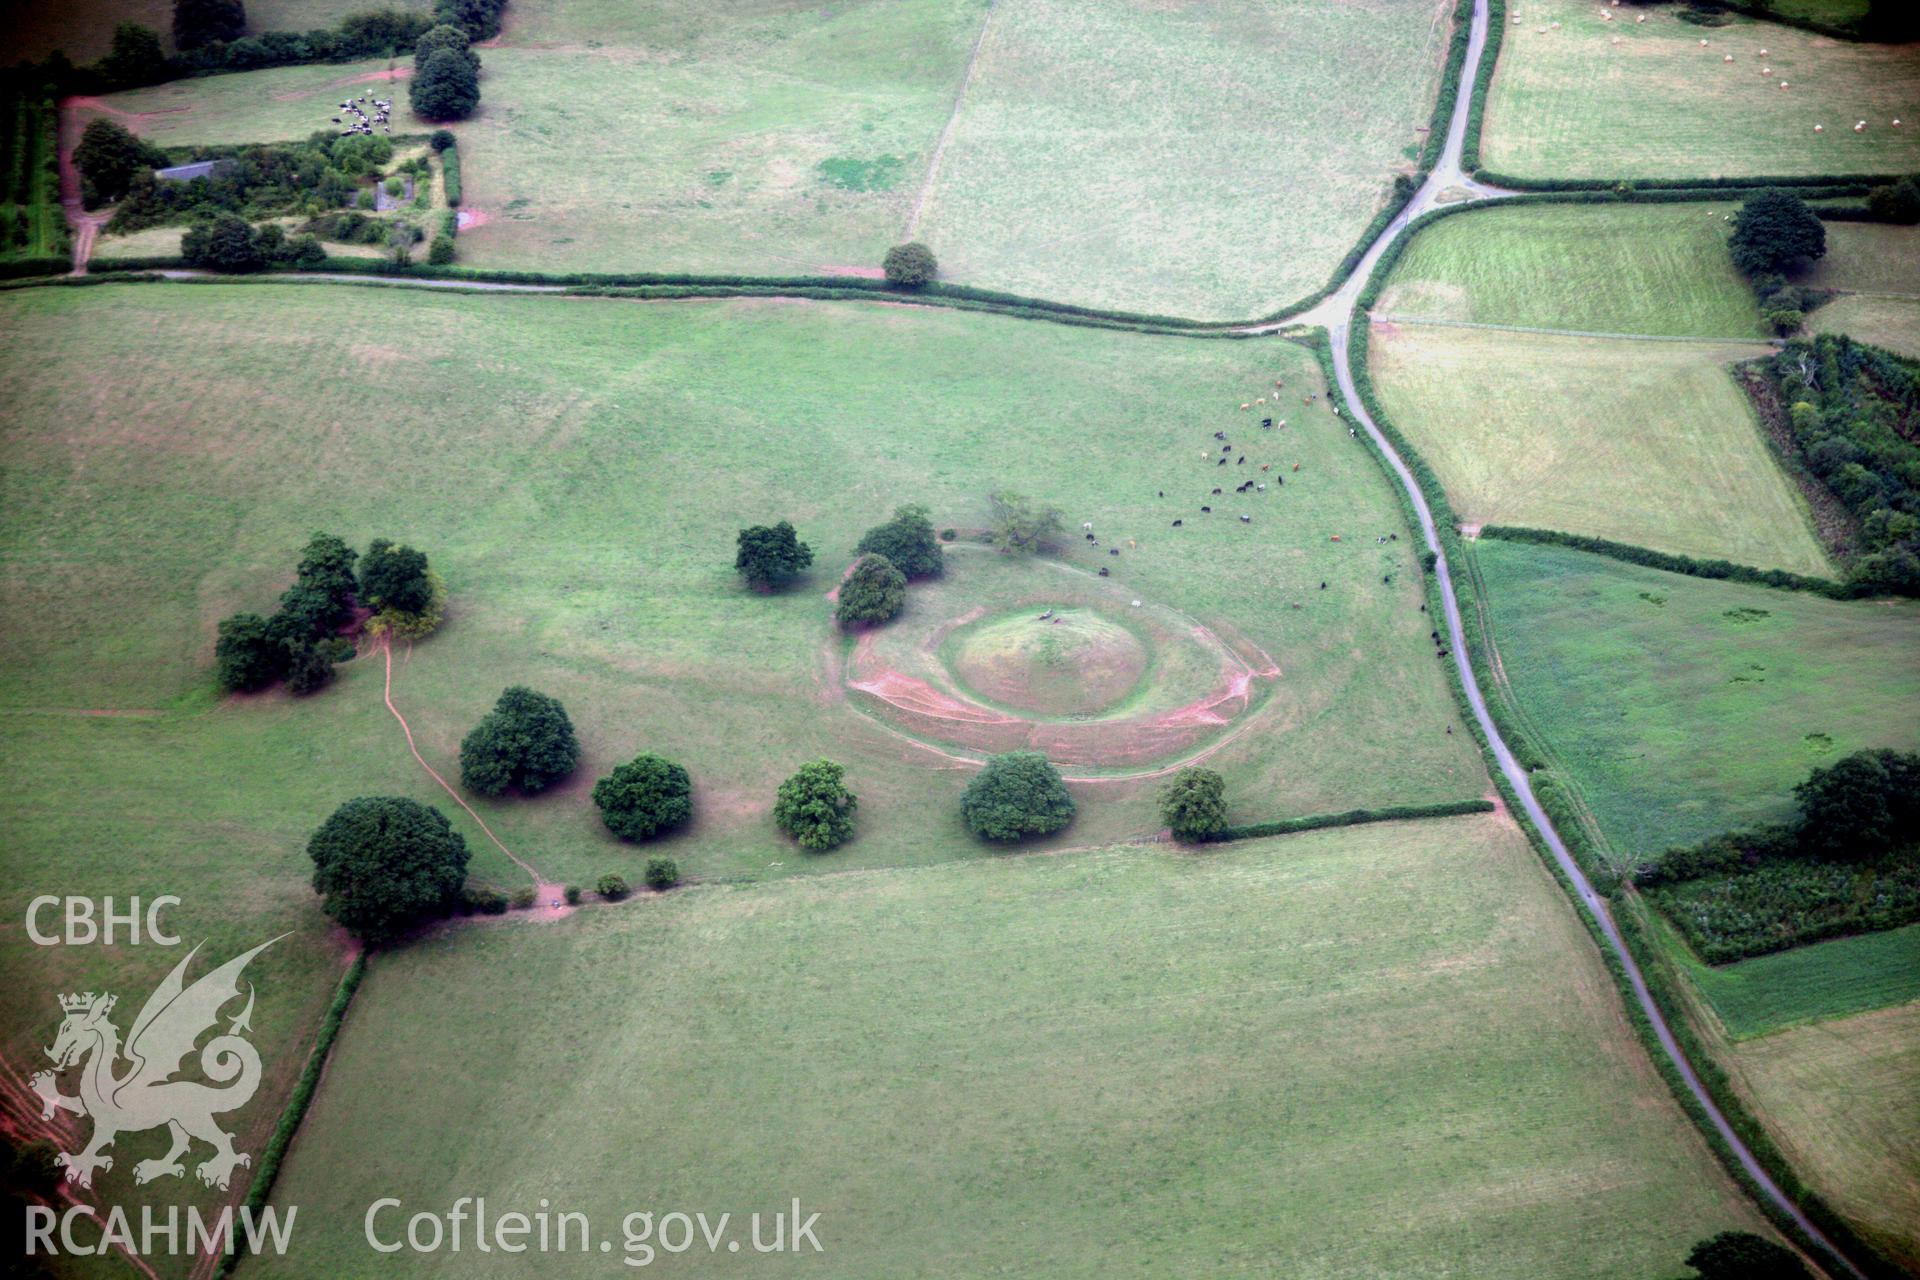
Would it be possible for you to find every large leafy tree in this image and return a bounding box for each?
[73,119,169,204]
[834,554,907,628]
[272,531,359,636]
[1160,767,1228,842]
[1729,189,1826,277]
[593,754,694,840]
[855,504,943,579]
[735,520,814,591]
[101,24,168,89]
[415,23,479,74]
[308,796,469,943]
[882,241,937,287]
[1794,748,1919,860]
[409,47,481,122]
[182,211,267,273]
[773,759,858,851]
[459,686,581,796]
[172,0,245,50]
[1681,1232,1812,1280]
[360,538,434,615]
[214,612,284,691]
[962,752,1075,841]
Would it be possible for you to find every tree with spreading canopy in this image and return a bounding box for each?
[1729,189,1826,277]
[593,754,694,841]
[835,554,908,627]
[1794,748,1919,860]
[73,119,169,205]
[308,796,469,944]
[409,47,481,122]
[1161,767,1228,842]
[855,503,943,579]
[1680,1232,1812,1280]
[882,241,937,287]
[962,752,1075,841]
[360,538,434,615]
[735,520,814,591]
[773,759,858,851]
[459,686,581,796]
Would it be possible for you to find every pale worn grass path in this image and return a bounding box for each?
[379,638,544,889]
[903,0,998,240]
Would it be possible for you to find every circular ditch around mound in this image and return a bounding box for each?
[835,550,1279,772]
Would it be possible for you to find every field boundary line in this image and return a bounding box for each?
[380,638,542,886]
[1374,313,1773,344]
[903,0,998,240]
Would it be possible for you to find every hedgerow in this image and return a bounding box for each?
[440,143,463,207]
[1205,799,1493,843]
[1477,526,1850,596]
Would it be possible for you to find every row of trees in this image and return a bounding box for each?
[734,505,948,628]
[1728,188,1826,336]
[216,534,439,694]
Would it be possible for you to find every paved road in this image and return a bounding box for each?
[1317,3,1864,1275]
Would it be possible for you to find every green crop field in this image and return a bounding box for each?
[85,0,1458,316]
[1377,201,1764,337]
[1725,1000,1920,1272]
[1662,919,1920,1040]
[1468,538,1920,864]
[1368,324,1827,572]
[252,816,1766,1279]
[1480,0,1920,180]
[1800,221,1920,294]
[0,283,1482,897]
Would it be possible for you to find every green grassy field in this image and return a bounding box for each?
[1368,324,1827,572]
[1469,538,1920,863]
[1480,0,1920,179]
[252,816,1768,1279]
[907,0,1453,317]
[86,0,1458,316]
[1376,202,1764,337]
[1649,913,1920,1039]
[1725,1000,1920,1271]
[0,282,1482,894]
[1799,221,1920,294]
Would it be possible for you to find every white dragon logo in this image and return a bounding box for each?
[30,938,281,1191]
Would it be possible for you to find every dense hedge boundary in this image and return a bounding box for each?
[1459,0,1505,174]
[1343,212,1903,1279]
[217,952,366,1276]
[1208,799,1493,843]
[1477,525,1851,596]
[441,142,462,207]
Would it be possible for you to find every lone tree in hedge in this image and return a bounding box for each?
[855,503,943,579]
[360,538,434,615]
[460,686,581,796]
[308,796,469,943]
[593,753,693,840]
[835,554,907,627]
[1729,189,1826,277]
[172,0,245,51]
[1680,1232,1812,1280]
[773,759,858,851]
[1793,748,1919,860]
[735,520,813,591]
[986,491,1065,555]
[882,241,937,287]
[1161,767,1228,842]
[73,119,167,205]
[410,47,481,122]
[962,752,1075,841]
